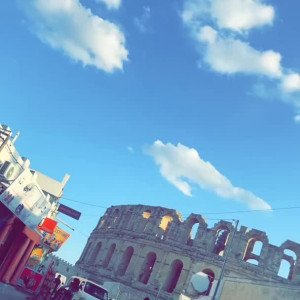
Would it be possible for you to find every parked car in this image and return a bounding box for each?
[53,276,109,300]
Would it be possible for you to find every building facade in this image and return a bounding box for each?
[0,124,69,286]
[76,204,300,300]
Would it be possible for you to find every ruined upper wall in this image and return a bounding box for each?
[91,204,300,283]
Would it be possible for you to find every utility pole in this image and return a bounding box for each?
[212,219,239,300]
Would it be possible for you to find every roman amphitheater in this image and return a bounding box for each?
[76,205,300,300]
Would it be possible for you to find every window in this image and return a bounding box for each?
[117,246,134,276]
[163,259,183,293]
[214,229,229,256]
[138,252,157,284]
[89,241,102,264]
[102,243,116,268]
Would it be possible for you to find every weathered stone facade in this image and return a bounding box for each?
[76,205,300,300]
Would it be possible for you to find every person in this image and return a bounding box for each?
[52,275,61,295]
[53,277,80,300]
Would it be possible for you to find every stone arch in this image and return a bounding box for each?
[142,209,152,219]
[185,215,205,246]
[117,246,134,276]
[243,233,268,264]
[279,240,300,280]
[138,251,157,284]
[213,226,230,256]
[88,241,102,263]
[102,243,116,268]
[278,243,299,280]
[163,259,183,293]
[159,214,173,231]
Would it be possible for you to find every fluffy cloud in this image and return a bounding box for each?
[20,0,128,72]
[182,0,274,32]
[211,0,274,32]
[282,73,300,93]
[182,0,300,114]
[96,0,121,10]
[199,26,282,77]
[147,140,271,210]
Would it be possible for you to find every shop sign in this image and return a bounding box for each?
[42,226,70,252]
[0,169,51,230]
[26,245,45,269]
[39,217,58,234]
[58,203,81,220]
[18,268,44,292]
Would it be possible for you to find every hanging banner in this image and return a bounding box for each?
[26,245,45,269]
[39,218,58,234]
[42,226,70,252]
[0,169,51,231]
[58,203,81,220]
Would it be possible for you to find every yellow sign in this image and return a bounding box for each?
[43,226,70,251]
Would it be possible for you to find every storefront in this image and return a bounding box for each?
[0,202,41,285]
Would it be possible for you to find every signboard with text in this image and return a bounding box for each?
[58,203,81,220]
[42,226,70,252]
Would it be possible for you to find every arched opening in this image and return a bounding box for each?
[191,269,215,296]
[102,243,116,268]
[278,249,297,279]
[213,228,229,256]
[186,218,200,246]
[159,214,173,231]
[117,246,134,276]
[278,259,292,279]
[163,259,183,293]
[252,241,263,256]
[138,252,157,284]
[144,298,150,300]
[89,241,102,263]
[142,210,152,219]
[243,238,264,262]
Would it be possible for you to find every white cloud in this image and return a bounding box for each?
[20,0,128,72]
[211,0,274,32]
[282,73,300,93]
[96,0,121,10]
[182,0,274,32]
[182,0,300,116]
[198,26,282,77]
[147,140,271,210]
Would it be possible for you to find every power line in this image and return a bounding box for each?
[61,196,300,216]
[61,196,107,209]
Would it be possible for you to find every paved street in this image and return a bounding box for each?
[0,282,32,300]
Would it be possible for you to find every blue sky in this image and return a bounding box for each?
[1,0,300,266]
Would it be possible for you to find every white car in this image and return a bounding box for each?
[54,276,110,300]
